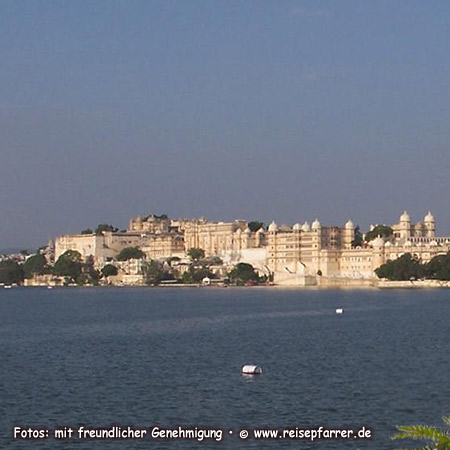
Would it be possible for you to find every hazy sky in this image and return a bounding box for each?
[1,0,449,249]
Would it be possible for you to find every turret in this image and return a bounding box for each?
[343,219,355,249]
[268,221,278,233]
[424,211,435,238]
[399,211,411,239]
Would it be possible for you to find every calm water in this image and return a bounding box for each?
[1,287,449,449]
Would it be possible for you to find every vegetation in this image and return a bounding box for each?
[53,250,83,282]
[365,225,393,242]
[23,254,49,279]
[81,228,93,234]
[78,255,100,285]
[0,260,24,284]
[182,265,214,284]
[208,256,223,266]
[425,253,450,280]
[375,253,424,281]
[116,247,145,261]
[351,226,363,247]
[392,416,450,449]
[376,251,450,281]
[101,264,118,278]
[229,263,260,285]
[248,221,265,232]
[187,248,205,261]
[95,224,118,235]
[144,213,168,221]
[142,260,173,285]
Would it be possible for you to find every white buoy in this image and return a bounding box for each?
[241,365,262,375]
[336,308,343,314]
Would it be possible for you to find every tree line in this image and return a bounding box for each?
[375,252,450,281]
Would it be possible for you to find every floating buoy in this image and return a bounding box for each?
[241,365,262,375]
[336,308,343,314]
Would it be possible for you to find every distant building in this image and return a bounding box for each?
[53,210,450,286]
[55,231,146,264]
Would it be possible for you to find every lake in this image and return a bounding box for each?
[1,287,449,449]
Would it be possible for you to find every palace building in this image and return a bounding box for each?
[54,211,450,286]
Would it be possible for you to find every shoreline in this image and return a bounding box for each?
[11,279,450,290]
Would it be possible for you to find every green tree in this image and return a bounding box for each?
[116,247,145,261]
[142,260,172,285]
[187,248,205,261]
[95,224,118,235]
[229,263,260,285]
[375,253,425,281]
[248,221,265,232]
[425,252,450,280]
[365,225,393,242]
[53,250,83,282]
[182,265,214,284]
[78,255,99,286]
[81,228,93,234]
[351,226,363,247]
[392,416,450,449]
[0,260,24,284]
[23,254,48,279]
[101,264,118,278]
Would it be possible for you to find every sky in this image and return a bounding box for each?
[1,0,449,249]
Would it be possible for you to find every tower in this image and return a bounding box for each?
[424,212,435,238]
[399,211,411,240]
[343,220,355,249]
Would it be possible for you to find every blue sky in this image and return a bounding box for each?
[1,0,449,248]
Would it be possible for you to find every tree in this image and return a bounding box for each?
[375,253,425,281]
[424,252,450,280]
[81,228,93,235]
[248,221,265,232]
[187,248,205,261]
[79,255,100,285]
[229,263,260,285]
[53,250,83,282]
[351,226,363,247]
[23,254,48,279]
[95,224,118,235]
[365,225,393,242]
[142,260,172,285]
[182,266,214,284]
[0,260,24,284]
[101,264,118,278]
[116,247,145,261]
[392,416,450,449]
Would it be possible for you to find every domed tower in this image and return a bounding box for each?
[255,227,265,247]
[267,222,278,272]
[268,221,278,233]
[343,219,355,249]
[371,236,386,272]
[424,211,435,238]
[311,219,321,232]
[399,211,411,240]
[242,227,251,249]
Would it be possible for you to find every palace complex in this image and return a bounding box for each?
[54,211,450,286]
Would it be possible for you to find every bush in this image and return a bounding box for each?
[116,247,145,261]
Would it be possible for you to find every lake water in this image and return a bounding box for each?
[1,287,449,449]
